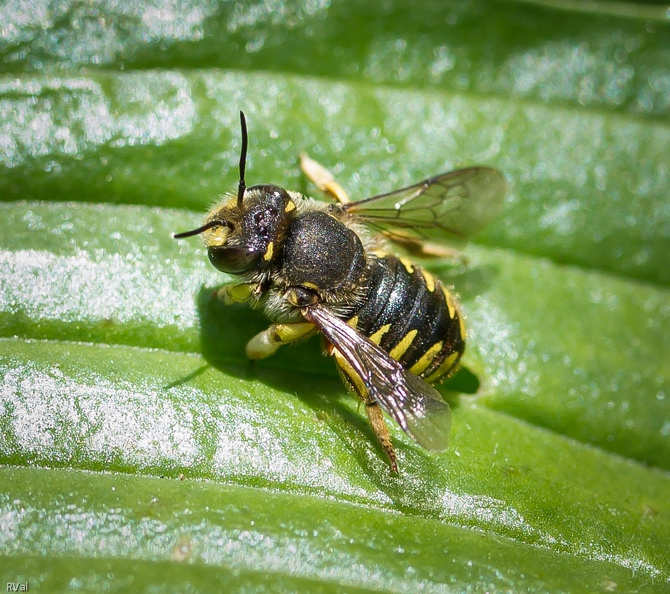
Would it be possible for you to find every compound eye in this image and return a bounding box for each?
[208,245,258,274]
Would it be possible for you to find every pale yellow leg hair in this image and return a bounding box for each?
[246,322,316,360]
[299,152,350,204]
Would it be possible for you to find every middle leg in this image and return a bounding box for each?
[246,322,317,360]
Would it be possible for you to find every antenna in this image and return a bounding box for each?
[173,112,249,240]
[173,220,223,239]
[237,110,248,207]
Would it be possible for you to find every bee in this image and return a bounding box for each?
[175,112,505,473]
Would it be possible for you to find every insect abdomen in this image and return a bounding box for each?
[351,255,465,383]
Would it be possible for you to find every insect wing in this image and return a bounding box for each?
[343,167,506,244]
[303,304,452,451]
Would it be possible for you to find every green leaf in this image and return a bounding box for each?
[1,466,665,593]
[1,0,669,591]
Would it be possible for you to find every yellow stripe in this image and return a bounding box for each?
[347,315,359,329]
[389,329,418,360]
[285,200,296,212]
[458,313,466,341]
[425,351,460,383]
[400,257,415,274]
[409,341,443,376]
[263,241,274,261]
[420,269,436,292]
[369,323,391,345]
[333,350,368,399]
[442,286,456,318]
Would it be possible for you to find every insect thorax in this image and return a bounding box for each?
[283,211,366,288]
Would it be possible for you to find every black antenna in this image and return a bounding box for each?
[174,112,249,240]
[173,220,223,239]
[237,110,248,207]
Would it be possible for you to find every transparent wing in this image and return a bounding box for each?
[303,304,452,451]
[343,167,506,244]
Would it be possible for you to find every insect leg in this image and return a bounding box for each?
[217,282,259,304]
[380,230,460,260]
[330,347,399,474]
[299,152,350,204]
[365,401,399,474]
[246,322,316,360]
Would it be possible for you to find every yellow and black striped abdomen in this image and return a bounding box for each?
[350,255,465,384]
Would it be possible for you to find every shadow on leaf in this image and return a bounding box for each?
[168,283,484,506]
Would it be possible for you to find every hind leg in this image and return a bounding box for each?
[330,348,399,474]
[364,400,399,474]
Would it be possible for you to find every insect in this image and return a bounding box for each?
[175,112,505,473]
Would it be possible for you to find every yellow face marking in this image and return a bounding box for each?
[347,315,359,329]
[301,281,320,290]
[425,351,460,384]
[442,286,457,319]
[203,225,230,247]
[285,200,296,212]
[389,329,418,360]
[409,341,443,376]
[263,241,274,261]
[369,323,391,345]
[420,269,436,292]
[333,350,368,399]
[400,257,415,274]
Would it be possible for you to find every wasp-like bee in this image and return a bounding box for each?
[175,112,505,473]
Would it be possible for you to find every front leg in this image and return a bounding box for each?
[246,322,317,360]
[217,282,262,304]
